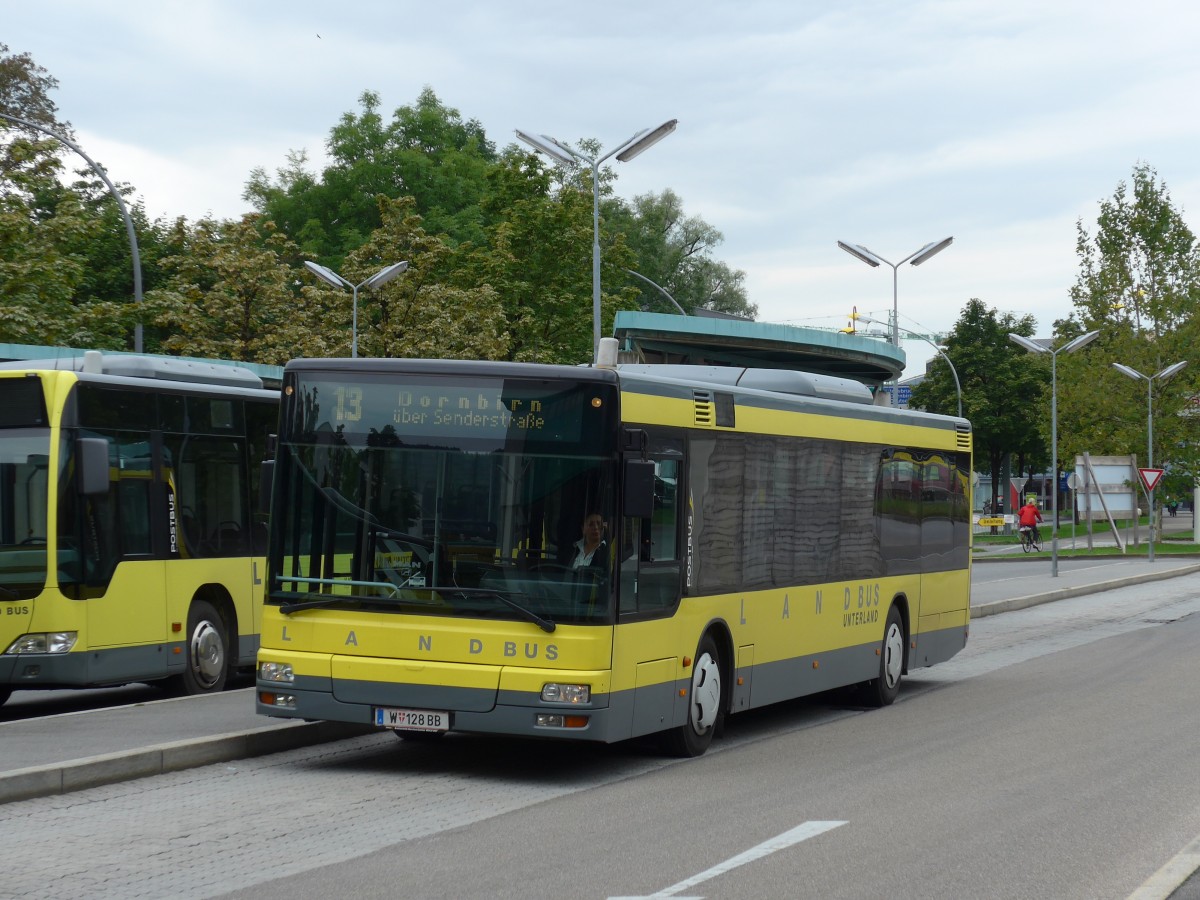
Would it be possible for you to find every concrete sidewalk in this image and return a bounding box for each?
[3,540,1198,804]
[970,555,1200,617]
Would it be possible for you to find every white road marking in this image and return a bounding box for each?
[609,820,848,899]
[1127,831,1200,900]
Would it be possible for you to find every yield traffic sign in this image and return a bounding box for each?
[1138,467,1164,492]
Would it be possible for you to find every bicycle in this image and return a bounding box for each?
[1019,525,1041,553]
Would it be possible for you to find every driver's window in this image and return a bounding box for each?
[620,451,682,618]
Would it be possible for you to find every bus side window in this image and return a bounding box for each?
[620,458,681,617]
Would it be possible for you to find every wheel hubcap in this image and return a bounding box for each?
[691,652,721,734]
[883,622,903,689]
[190,620,224,688]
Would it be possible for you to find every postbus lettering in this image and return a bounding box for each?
[345,631,358,646]
[469,638,483,654]
[419,634,432,652]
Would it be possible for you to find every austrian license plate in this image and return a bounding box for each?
[374,707,450,732]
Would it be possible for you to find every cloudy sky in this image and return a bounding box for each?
[8,1,1200,376]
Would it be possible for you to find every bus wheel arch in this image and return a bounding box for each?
[177,587,234,695]
[662,624,730,758]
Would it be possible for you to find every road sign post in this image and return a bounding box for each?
[1138,468,1165,562]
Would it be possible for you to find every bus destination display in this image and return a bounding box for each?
[298,378,607,444]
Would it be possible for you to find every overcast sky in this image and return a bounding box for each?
[8,1,1200,377]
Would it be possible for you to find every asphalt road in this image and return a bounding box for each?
[5,576,1199,900]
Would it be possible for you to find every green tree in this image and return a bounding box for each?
[244,88,497,268]
[465,147,639,364]
[1060,164,1200,482]
[0,174,94,345]
[909,298,1044,508]
[144,215,344,365]
[323,196,507,360]
[0,42,64,130]
[611,188,755,318]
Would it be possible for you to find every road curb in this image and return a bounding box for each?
[0,720,375,805]
[971,562,1200,618]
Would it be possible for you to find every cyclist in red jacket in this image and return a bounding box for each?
[1018,500,1044,544]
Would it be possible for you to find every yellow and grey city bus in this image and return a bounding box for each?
[0,352,278,707]
[256,355,970,755]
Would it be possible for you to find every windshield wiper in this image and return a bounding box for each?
[278,596,347,614]
[275,575,401,615]
[442,587,556,633]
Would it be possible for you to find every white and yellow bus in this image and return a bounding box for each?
[0,352,279,708]
[256,354,971,755]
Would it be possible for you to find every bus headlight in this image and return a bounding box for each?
[541,683,590,703]
[259,661,294,683]
[5,632,78,655]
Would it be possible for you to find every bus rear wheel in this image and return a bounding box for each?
[662,633,723,758]
[860,605,904,708]
[179,600,229,695]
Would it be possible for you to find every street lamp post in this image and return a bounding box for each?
[856,315,962,417]
[516,121,678,361]
[1111,360,1188,562]
[837,238,953,348]
[1009,330,1100,577]
[304,261,409,358]
[1,111,145,352]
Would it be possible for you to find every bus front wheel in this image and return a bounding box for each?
[860,604,904,708]
[662,633,723,758]
[179,600,229,695]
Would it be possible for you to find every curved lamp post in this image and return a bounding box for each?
[304,261,409,358]
[1,111,144,352]
[1111,360,1188,562]
[1009,330,1100,577]
[837,237,953,348]
[623,268,687,316]
[857,314,961,417]
[516,120,678,361]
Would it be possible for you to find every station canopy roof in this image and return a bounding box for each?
[613,311,905,385]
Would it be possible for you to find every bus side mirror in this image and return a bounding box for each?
[623,460,655,520]
[259,460,274,515]
[77,438,110,496]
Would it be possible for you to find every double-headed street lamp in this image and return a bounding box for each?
[304,261,409,358]
[837,238,953,348]
[1009,330,1100,577]
[516,120,678,361]
[1111,360,1188,562]
[855,314,961,417]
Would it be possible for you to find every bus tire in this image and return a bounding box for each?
[861,604,904,708]
[662,633,723,758]
[180,599,229,695]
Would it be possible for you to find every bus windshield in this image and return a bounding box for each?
[271,373,620,627]
[0,429,51,599]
